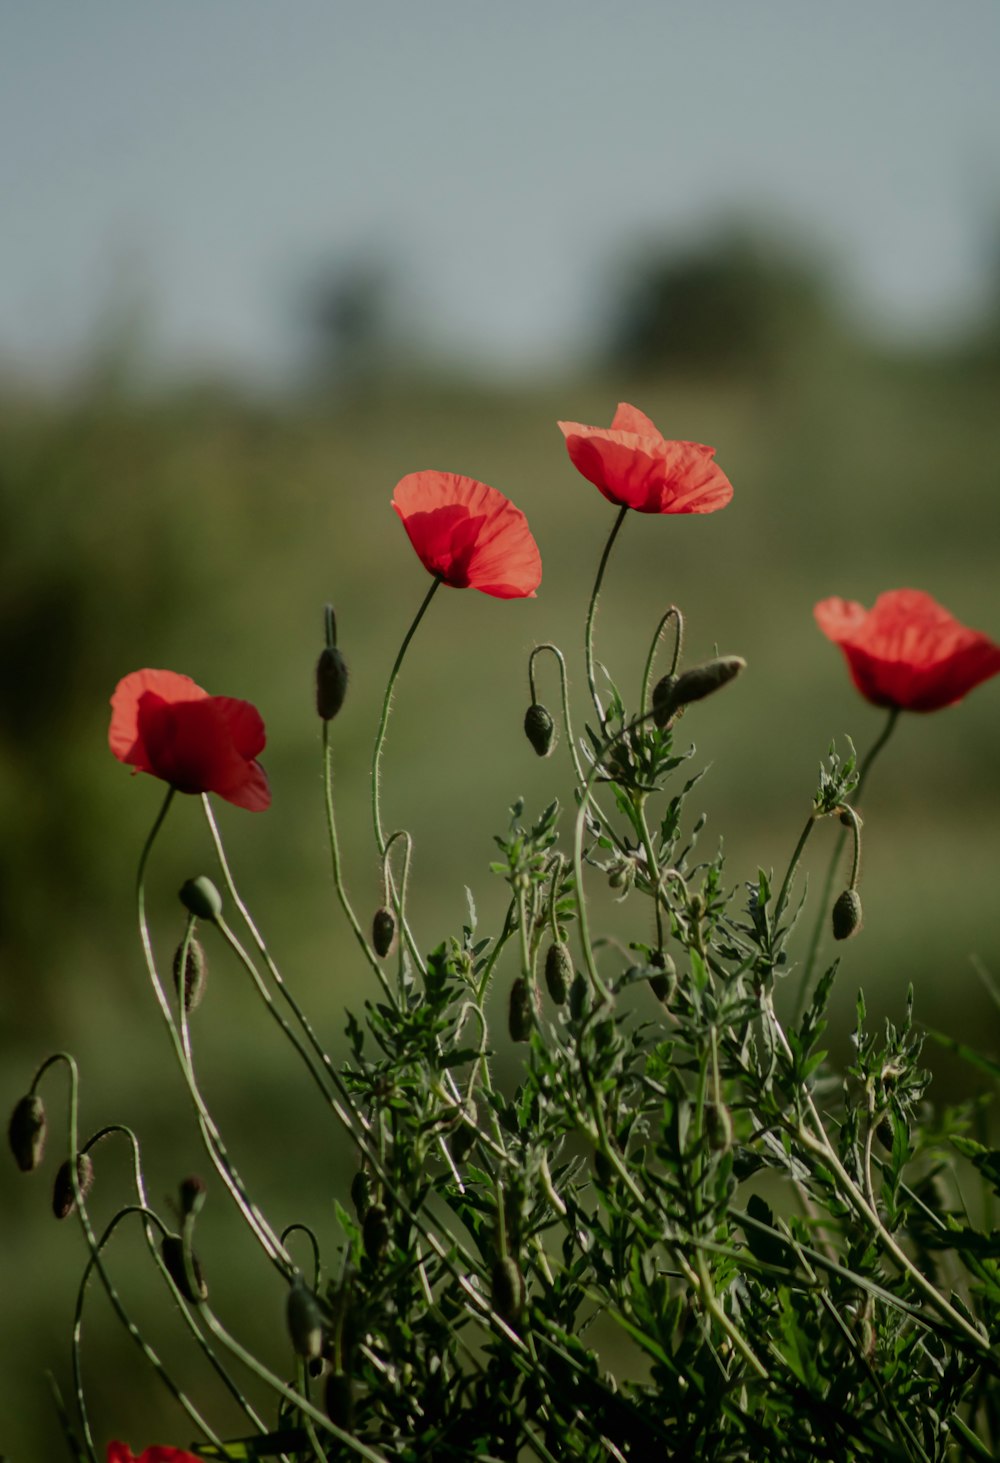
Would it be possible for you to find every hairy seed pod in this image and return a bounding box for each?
[287,1280,324,1360]
[507,977,536,1042]
[363,1203,390,1265]
[648,952,677,1005]
[161,1234,209,1303]
[371,906,396,959]
[316,645,349,720]
[325,1371,354,1431]
[8,1093,46,1173]
[544,941,571,1005]
[179,876,223,923]
[173,936,207,1013]
[705,1101,734,1154]
[832,888,863,941]
[491,1256,526,1324]
[523,702,556,757]
[53,1153,94,1219]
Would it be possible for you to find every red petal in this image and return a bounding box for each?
[109,669,207,767]
[393,472,541,598]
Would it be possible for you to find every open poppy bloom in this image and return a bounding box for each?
[109,669,270,811]
[392,471,541,598]
[815,589,1000,712]
[557,402,733,515]
[108,1446,200,1463]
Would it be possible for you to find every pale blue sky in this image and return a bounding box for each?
[3,1,999,381]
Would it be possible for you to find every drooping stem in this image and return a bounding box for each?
[640,605,684,717]
[796,708,901,1015]
[371,574,443,856]
[584,504,628,725]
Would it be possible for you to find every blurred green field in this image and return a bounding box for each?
[2,332,999,1456]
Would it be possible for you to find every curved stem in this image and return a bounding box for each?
[529,642,586,785]
[584,505,628,725]
[371,575,443,857]
[640,606,684,717]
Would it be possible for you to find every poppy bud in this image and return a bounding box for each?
[655,658,745,725]
[179,1174,207,1218]
[876,1116,894,1150]
[350,1166,373,1220]
[316,646,349,721]
[491,1256,525,1324]
[523,703,556,758]
[173,936,207,1014]
[325,1372,354,1431]
[832,889,863,941]
[161,1234,209,1303]
[705,1101,734,1154]
[8,1093,46,1173]
[508,977,537,1042]
[544,941,572,1005]
[569,972,588,1021]
[287,1280,324,1360]
[371,906,396,959]
[651,674,678,728]
[53,1152,94,1219]
[649,953,677,1005]
[363,1203,390,1265]
[179,876,223,923]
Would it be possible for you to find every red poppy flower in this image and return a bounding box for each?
[815,589,1000,712]
[557,402,733,515]
[108,1446,200,1463]
[109,669,270,811]
[392,471,541,598]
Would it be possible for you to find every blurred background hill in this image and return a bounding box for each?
[2,3,999,1458]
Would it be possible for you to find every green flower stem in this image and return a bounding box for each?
[773,812,819,933]
[529,642,586,785]
[74,1206,226,1450]
[136,789,291,1272]
[797,707,901,1013]
[584,504,628,725]
[371,573,443,857]
[635,798,665,953]
[639,605,684,717]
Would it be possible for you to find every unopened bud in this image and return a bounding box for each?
[651,674,678,728]
[523,703,556,758]
[371,907,396,959]
[8,1093,46,1173]
[569,972,588,1021]
[316,646,349,721]
[179,1175,207,1218]
[544,941,572,1005]
[287,1280,324,1360]
[179,876,222,923]
[161,1234,208,1303]
[832,889,863,941]
[52,1153,94,1219]
[363,1203,390,1265]
[508,977,537,1042]
[705,1101,734,1154]
[173,936,207,1013]
[491,1256,525,1324]
[654,657,745,726]
[350,1166,373,1220]
[649,953,677,1005]
[325,1372,354,1431]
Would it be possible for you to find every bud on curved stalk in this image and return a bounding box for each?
[8,1093,46,1173]
[705,1101,734,1154]
[161,1233,209,1303]
[653,657,746,727]
[648,952,677,1005]
[832,888,863,941]
[523,702,556,757]
[350,1166,373,1220]
[316,646,349,721]
[491,1256,526,1324]
[371,906,396,959]
[287,1279,324,1360]
[544,941,572,1005]
[173,936,207,1014]
[508,977,538,1042]
[52,1153,94,1220]
[179,876,223,923]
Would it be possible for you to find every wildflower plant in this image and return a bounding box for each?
[9,405,1000,1461]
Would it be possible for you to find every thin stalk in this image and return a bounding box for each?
[584,504,628,724]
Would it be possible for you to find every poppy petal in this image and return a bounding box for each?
[392,471,541,598]
[559,404,732,515]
